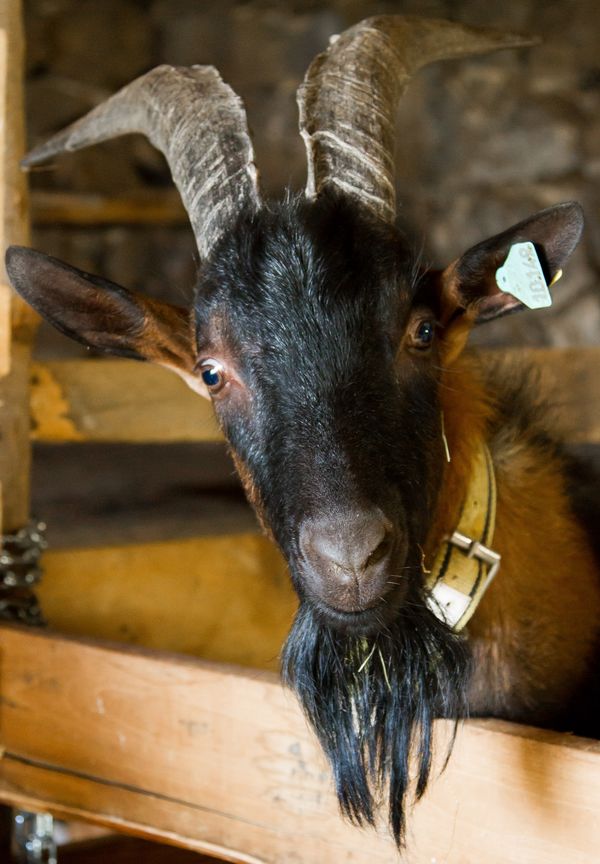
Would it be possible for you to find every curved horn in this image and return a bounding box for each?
[299,16,536,223]
[22,65,261,260]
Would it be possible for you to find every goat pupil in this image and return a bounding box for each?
[417,321,433,344]
[201,366,220,387]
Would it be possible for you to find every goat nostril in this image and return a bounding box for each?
[300,511,395,578]
[363,531,393,571]
[298,511,402,615]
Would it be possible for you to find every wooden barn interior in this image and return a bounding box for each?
[1,0,599,861]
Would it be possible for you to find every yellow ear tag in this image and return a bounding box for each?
[549,268,563,287]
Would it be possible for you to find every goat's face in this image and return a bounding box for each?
[196,195,442,632]
[7,196,583,633]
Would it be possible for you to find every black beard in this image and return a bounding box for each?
[281,591,471,847]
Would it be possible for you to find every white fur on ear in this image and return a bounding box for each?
[166,365,211,400]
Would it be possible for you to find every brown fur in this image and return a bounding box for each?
[428,350,600,728]
[140,298,197,373]
[230,450,272,539]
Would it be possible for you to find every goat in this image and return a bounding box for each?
[6,15,600,848]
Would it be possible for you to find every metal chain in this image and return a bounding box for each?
[0,521,47,626]
[12,811,57,864]
[1,527,51,850]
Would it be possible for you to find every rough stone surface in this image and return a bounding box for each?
[23,0,600,348]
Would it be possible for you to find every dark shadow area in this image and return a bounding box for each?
[58,834,221,863]
[32,442,258,549]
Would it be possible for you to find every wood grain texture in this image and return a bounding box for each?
[30,359,222,443]
[38,533,295,671]
[0,625,599,864]
[29,348,600,444]
[0,0,37,530]
[0,0,33,332]
[0,340,32,529]
[0,282,9,378]
[31,190,188,226]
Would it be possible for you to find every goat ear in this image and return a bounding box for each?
[439,202,584,325]
[6,246,209,398]
[429,202,584,364]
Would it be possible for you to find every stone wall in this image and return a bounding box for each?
[24,0,600,350]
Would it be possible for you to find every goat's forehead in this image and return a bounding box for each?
[195,196,415,345]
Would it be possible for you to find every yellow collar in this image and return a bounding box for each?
[426,442,500,631]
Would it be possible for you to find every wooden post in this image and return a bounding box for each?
[0,0,37,534]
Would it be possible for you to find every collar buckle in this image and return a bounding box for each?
[427,531,501,630]
[427,442,500,631]
[448,530,501,583]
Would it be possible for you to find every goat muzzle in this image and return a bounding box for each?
[298,508,405,616]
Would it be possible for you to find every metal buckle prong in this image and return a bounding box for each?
[448,530,501,584]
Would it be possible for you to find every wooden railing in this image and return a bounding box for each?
[1,625,599,864]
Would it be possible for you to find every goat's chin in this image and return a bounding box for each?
[310,586,408,636]
[281,594,471,848]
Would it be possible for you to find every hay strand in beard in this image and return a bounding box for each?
[281,598,471,847]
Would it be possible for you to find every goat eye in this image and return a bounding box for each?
[413,320,434,348]
[199,360,225,392]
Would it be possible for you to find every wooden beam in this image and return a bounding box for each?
[38,533,295,671]
[30,190,188,227]
[0,625,598,863]
[0,0,37,532]
[0,0,34,333]
[29,348,600,445]
[0,277,8,378]
[1,342,34,529]
[30,359,222,443]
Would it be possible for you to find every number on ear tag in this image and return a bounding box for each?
[495,241,552,309]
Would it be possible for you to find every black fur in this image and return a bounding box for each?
[194,193,468,845]
[281,590,470,845]
[196,193,443,607]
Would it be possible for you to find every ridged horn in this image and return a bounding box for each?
[299,16,537,223]
[22,65,261,260]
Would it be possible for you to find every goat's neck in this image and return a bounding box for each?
[423,352,493,565]
[431,351,600,724]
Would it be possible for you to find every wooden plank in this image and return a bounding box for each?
[38,533,295,671]
[0,0,37,532]
[0,625,599,864]
[30,359,222,443]
[0,0,34,333]
[0,341,33,529]
[0,281,8,378]
[30,348,600,445]
[0,771,264,864]
[31,190,188,227]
